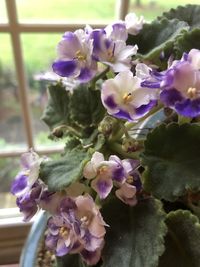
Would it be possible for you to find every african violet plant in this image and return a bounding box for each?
[11,4,200,267]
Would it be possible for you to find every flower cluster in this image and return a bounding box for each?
[11,7,200,267]
[83,152,141,205]
[141,49,200,117]
[46,195,107,265]
[52,13,142,82]
[11,150,63,221]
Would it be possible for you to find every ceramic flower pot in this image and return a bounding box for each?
[20,212,48,267]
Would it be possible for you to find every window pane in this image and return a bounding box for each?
[0,157,19,209]
[129,0,200,21]
[21,33,64,149]
[17,0,116,22]
[0,34,27,152]
[0,0,7,23]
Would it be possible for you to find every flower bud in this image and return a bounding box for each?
[122,137,142,152]
[98,116,118,136]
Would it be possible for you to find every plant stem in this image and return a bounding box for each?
[107,142,140,159]
[90,66,110,88]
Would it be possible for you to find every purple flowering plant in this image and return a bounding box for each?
[11,4,200,267]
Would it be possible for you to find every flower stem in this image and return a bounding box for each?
[107,142,140,159]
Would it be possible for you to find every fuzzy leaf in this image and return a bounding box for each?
[40,148,90,191]
[101,198,167,267]
[41,82,71,130]
[57,254,85,267]
[141,123,200,201]
[127,18,188,65]
[69,85,105,128]
[159,4,200,29]
[174,28,200,58]
[159,210,200,267]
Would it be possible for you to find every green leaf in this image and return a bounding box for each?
[56,254,85,267]
[64,136,81,153]
[141,123,200,201]
[40,148,90,191]
[159,4,200,29]
[127,18,188,65]
[69,85,105,128]
[174,28,200,58]
[159,210,200,267]
[101,198,167,267]
[41,82,71,130]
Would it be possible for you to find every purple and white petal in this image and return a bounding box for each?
[11,172,28,196]
[105,22,128,41]
[91,177,113,199]
[115,183,137,206]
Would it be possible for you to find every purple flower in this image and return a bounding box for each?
[11,150,53,221]
[142,49,200,117]
[16,182,43,221]
[101,70,158,121]
[83,152,114,199]
[115,183,137,206]
[90,29,137,72]
[46,215,81,256]
[83,151,141,202]
[52,29,97,82]
[105,22,128,42]
[46,195,107,265]
[115,163,142,206]
[83,152,123,199]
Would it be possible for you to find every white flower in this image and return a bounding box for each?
[125,13,144,35]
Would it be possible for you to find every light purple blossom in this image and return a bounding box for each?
[83,152,123,199]
[101,70,158,121]
[46,215,81,257]
[11,150,44,198]
[115,161,142,206]
[90,29,138,72]
[52,29,97,82]
[105,22,128,42]
[83,151,141,204]
[46,195,107,265]
[11,150,54,221]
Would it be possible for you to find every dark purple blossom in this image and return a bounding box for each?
[142,49,200,117]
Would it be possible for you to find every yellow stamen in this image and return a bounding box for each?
[123,93,133,103]
[59,227,69,237]
[187,87,197,99]
[126,175,134,184]
[76,50,86,61]
[98,166,108,175]
[81,216,89,226]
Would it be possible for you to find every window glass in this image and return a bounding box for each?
[0,0,7,23]
[129,0,200,21]
[0,157,20,209]
[21,33,64,149]
[0,34,27,152]
[17,0,116,23]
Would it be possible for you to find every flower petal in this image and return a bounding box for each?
[91,177,113,199]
